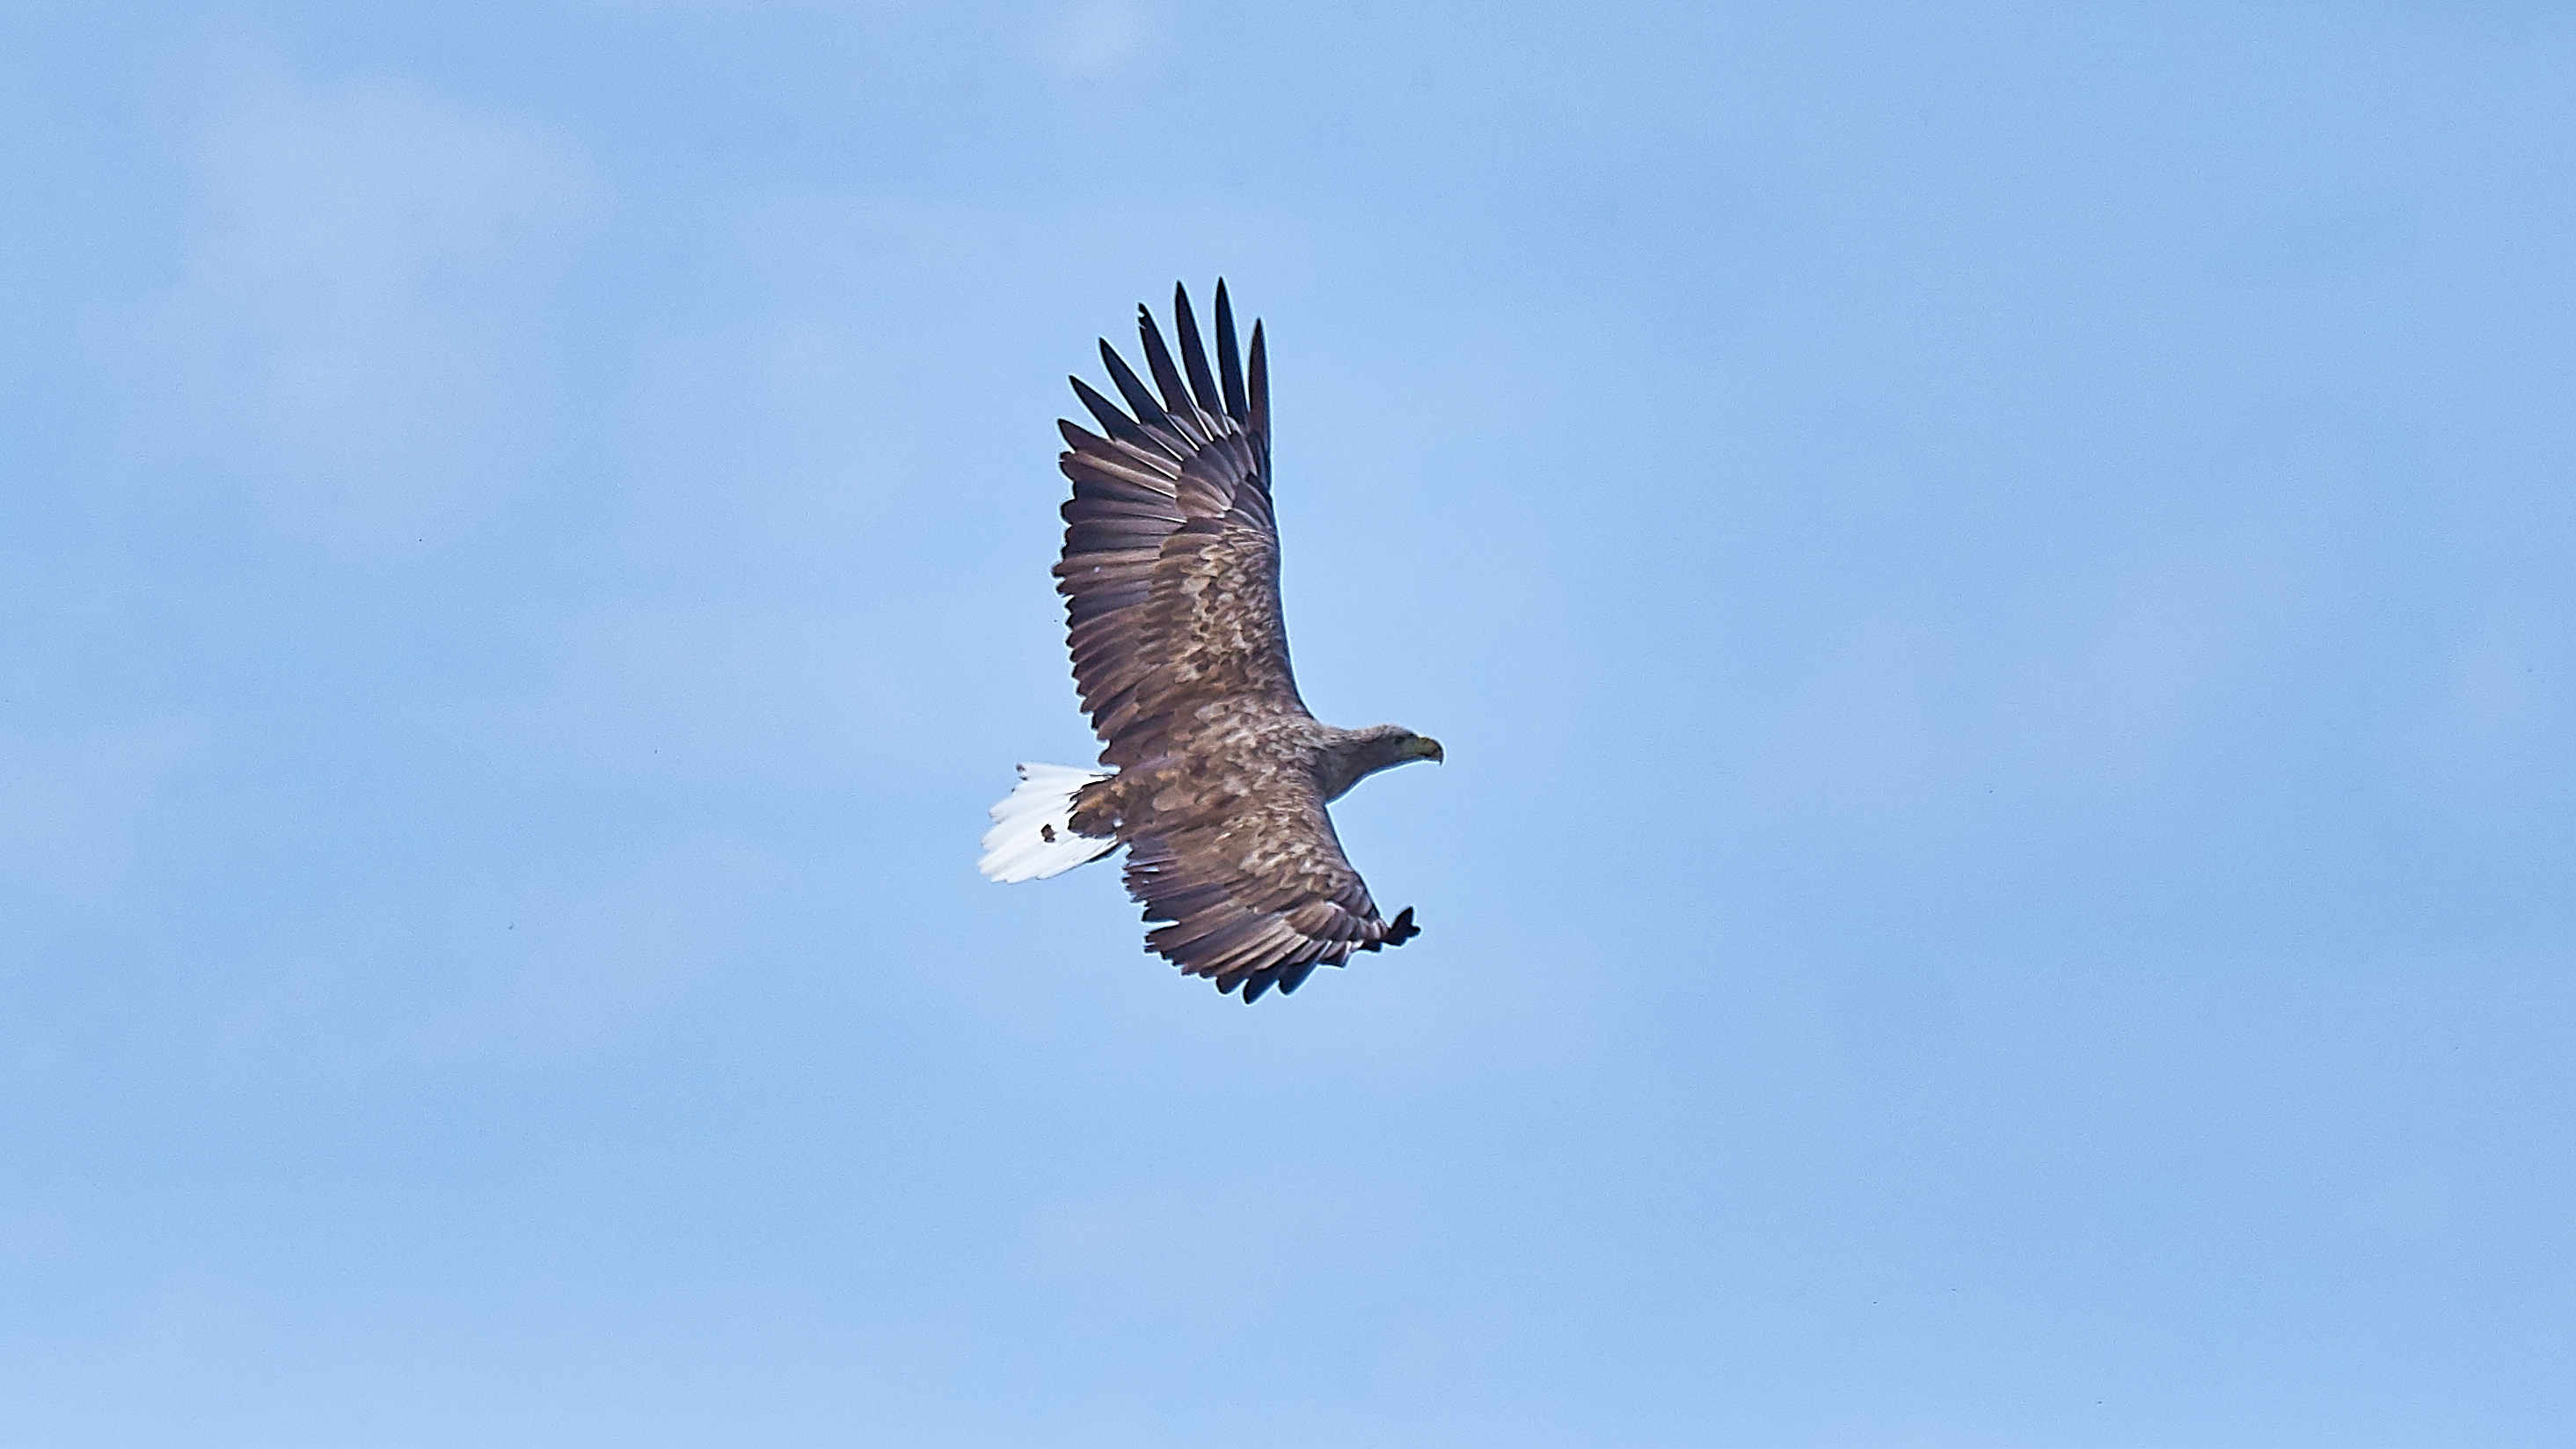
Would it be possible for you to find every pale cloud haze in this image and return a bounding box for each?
[121,56,597,546]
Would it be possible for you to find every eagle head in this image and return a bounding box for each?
[1322,725,1443,801]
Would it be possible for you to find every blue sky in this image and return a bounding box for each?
[6,2,2573,1443]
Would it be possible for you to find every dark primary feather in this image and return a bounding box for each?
[1134,304,1201,433]
[1171,284,1222,421]
[1098,339,1182,448]
[1051,281,1418,1000]
[1245,319,1269,448]
[1068,376,1164,457]
[1214,281,1248,423]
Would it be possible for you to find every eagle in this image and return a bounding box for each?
[979,281,1442,1002]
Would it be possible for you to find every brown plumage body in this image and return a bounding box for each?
[1029,281,1439,1001]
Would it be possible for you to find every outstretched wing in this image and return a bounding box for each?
[1054,281,1303,769]
[1123,772,1420,1003]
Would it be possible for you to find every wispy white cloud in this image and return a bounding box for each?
[1040,0,1157,80]
[0,721,199,900]
[470,192,1305,792]
[120,54,599,548]
[1738,530,2306,816]
[610,311,955,582]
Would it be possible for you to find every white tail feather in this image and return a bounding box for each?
[980,763,1116,882]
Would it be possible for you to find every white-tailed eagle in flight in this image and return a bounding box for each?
[981,281,1441,1002]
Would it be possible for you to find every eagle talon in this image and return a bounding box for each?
[1382,905,1420,947]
